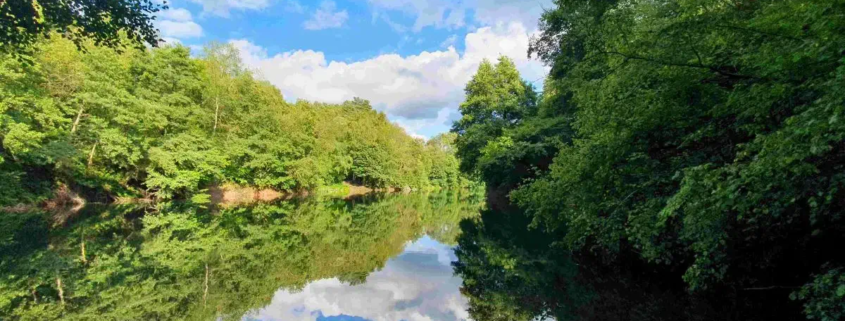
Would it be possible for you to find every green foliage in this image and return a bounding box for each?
[0,0,165,53]
[454,207,713,321]
[0,36,469,205]
[792,268,845,321]
[453,0,845,319]
[452,57,551,189]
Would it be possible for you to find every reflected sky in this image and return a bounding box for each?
[245,236,468,321]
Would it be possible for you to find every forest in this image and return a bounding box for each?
[2,0,845,320]
[0,36,468,207]
[451,0,845,320]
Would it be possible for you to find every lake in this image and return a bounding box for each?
[0,192,483,320]
[0,189,808,321]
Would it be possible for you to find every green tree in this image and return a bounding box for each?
[1,37,468,206]
[0,0,165,52]
[452,57,562,193]
[453,0,845,319]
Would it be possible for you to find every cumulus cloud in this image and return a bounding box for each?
[303,1,349,30]
[187,0,274,17]
[249,236,468,321]
[158,20,204,38]
[231,22,548,137]
[158,8,193,22]
[367,0,553,32]
[156,8,203,39]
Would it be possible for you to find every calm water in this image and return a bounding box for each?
[1,190,796,321]
[0,192,482,320]
[246,235,468,321]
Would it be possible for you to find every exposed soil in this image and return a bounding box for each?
[45,185,86,226]
[209,184,289,207]
[345,182,373,198]
[1,185,87,226]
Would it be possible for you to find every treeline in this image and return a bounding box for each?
[453,0,845,320]
[0,37,468,206]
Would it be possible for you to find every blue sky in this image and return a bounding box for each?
[155,0,551,138]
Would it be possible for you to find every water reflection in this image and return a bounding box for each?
[0,192,482,320]
[249,236,468,321]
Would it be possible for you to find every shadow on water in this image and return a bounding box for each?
[0,191,482,320]
[451,204,835,321]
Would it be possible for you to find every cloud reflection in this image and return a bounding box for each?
[247,236,468,321]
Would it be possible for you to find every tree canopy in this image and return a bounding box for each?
[0,36,470,206]
[0,0,165,52]
[452,0,845,319]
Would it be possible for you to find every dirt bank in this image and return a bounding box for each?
[209,184,289,207]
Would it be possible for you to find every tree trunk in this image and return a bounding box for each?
[213,96,220,133]
[87,142,97,168]
[56,277,65,306]
[70,103,84,134]
[203,263,209,307]
[80,241,87,264]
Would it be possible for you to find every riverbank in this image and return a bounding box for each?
[210,182,431,207]
[0,182,444,216]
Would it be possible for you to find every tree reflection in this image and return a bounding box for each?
[0,192,480,320]
[453,206,811,321]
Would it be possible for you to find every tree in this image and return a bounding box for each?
[0,0,166,53]
[453,0,845,319]
[452,57,542,190]
[201,43,244,135]
[1,37,470,206]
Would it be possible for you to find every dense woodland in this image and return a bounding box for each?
[2,0,845,320]
[452,0,845,320]
[0,37,468,207]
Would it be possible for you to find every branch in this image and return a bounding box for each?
[601,51,755,80]
[686,33,705,67]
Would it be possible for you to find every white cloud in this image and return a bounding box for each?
[249,236,469,321]
[409,133,428,141]
[303,1,349,30]
[393,108,457,140]
[159,37,182,46]
[439,34,457,48]
[231,22,548,138]
[158,8,193,22]
[158,20,204,38]
[156,8,203,39]
[188,0,272,17]
[367,0,553,32]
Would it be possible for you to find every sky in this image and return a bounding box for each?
[245,236,468,321]
[154,0,552,139]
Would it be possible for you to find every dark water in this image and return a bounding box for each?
[0,192,483,321]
